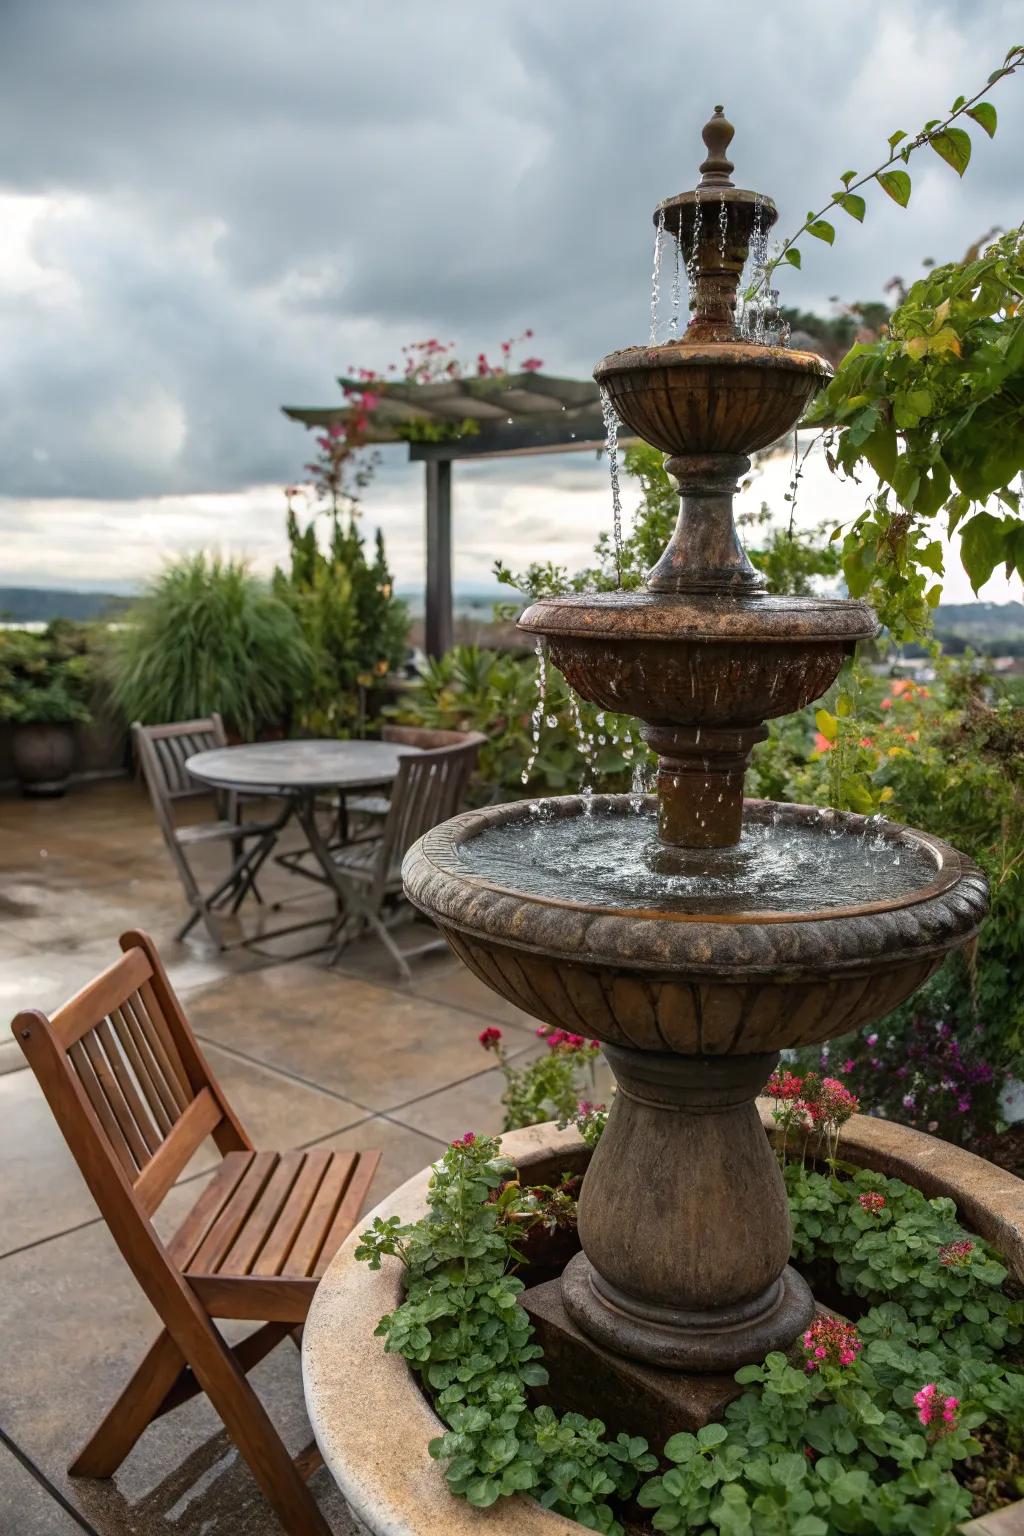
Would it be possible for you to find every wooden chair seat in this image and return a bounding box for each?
[171,1147,379,1319]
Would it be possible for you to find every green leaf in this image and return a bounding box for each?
[698,1423,729,1448]
[836,192,866,222]
[840,170,857,187]
[783,248,802,269]
[877,169,912,207]
[806,219,835,245]
[887,130,907,149]
[929,126,972,176]
[961,510,1010,592]
[967,101,997,137]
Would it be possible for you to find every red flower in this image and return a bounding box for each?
[450,1131,476,1149]
[767,1069,804,1101]
[858,1191,886,1214]
[478,1027,502,1051]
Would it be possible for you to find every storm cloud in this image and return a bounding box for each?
[0,0,1022,587]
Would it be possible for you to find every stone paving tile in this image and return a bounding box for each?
[400,956,543,1035]
[0,1443,93,1535]
[0,1211,358,1535]
[187,962,506,1112]
[0,1037,368,1257]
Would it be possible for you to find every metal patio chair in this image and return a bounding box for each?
[11,929,380,1536]
[133,717,282,948]
[329,732,484,980]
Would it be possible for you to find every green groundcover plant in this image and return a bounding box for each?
[357,1117,1024,1535]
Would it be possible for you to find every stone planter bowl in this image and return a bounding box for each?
[303,1116,1024,1536]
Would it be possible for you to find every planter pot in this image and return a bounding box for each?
[302,1115,1024,1536]
[10,722,77,797]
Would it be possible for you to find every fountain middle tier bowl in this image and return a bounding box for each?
[594,341,832,457]
[518,591,877,724]
[403,796,987,1056]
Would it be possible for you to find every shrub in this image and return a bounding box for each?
[0,621,95,725]
[272,503,409,737]
[108,554,312,739]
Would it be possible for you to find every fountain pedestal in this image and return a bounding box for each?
[563,1047,813,1368]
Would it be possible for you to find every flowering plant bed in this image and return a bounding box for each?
[346,1113,1024,1536]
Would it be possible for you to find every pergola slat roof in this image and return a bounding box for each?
[282,371,623,658]
[283,371,610,460]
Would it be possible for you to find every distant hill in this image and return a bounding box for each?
[0,587,134,623]
[3,585,1022,653]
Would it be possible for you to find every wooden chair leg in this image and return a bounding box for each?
[186,1335,333,1536]
[70,1328,185,1478]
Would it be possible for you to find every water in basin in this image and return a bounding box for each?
[455,801,941,916]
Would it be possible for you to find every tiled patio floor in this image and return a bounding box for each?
[0,777,581,1535]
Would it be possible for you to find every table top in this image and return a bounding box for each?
[185,738,421,795]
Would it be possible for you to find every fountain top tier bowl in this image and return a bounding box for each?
[515,106,878,848]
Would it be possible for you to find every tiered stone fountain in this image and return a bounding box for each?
[402,108,988,1407]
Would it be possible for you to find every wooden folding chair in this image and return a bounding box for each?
[12,929,380,1536]
[329,733,485,980]
[133,716,285,948]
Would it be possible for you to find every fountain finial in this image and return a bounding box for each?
[698,105,735,187]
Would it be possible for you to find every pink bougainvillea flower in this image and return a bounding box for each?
[802,1315,862,1373]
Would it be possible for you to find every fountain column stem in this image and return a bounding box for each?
[563,1046,814,1370]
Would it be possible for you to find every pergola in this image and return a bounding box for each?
[282,372,615,656]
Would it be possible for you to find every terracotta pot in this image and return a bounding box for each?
[11,722,76,797]
[302,1116,1024,1536]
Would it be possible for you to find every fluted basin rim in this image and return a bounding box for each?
[403,796,987,978]
[519,590,878,645]
[594,340,834,383]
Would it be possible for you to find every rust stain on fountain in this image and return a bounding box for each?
[403,109,988,1379]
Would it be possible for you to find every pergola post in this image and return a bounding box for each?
[425,458,453,659]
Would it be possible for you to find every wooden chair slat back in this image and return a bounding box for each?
[27,933,249,1214]
[377,736,483,886]
[134,714,227,804]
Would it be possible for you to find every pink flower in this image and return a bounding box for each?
[842,1058,856,1074]
[521,356,544,372]
[938,1239,974,1270]
[881,697,893,710]
[859,1191,886,1214]
[914,1383,960,1438]
[813,731,834,753]
[478,1027,502,1051]
[802,1315,862,1373]
[451,1131,476,1149]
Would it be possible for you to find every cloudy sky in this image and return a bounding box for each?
[1,0,1022,603]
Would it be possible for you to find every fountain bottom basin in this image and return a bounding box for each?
[302,1119,1024,1536]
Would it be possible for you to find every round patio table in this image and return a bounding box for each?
[185,739,422,938]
